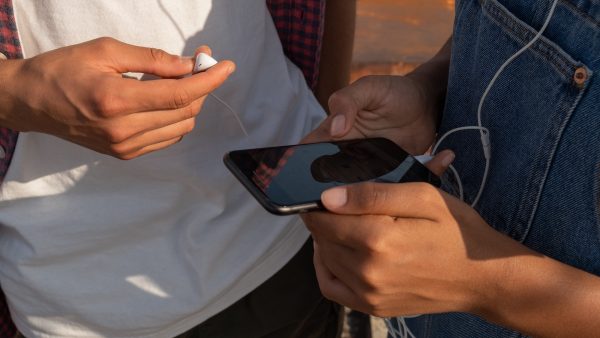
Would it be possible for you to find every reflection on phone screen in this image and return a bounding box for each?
[228,138,433,207]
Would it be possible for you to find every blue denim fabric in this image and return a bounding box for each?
[398,0,600,337]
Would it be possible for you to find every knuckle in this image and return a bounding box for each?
[171,87,192,109]
[327,88,354,113]
[352,184,387,211]
[327,91,344,107]
[183,118,196,134]
[118,153,136,160]
[184,101,199,119]
[413,182,440,205]
[104,127,129,144]
[149,47,169,63]
[319,284,338,302]
[93,37,118,53]
[107,142,131,159]
[357,262,382,290]
[370,307,387,318]
[361,292,383,314]
[116,153,133,161]
[91,89,120,118]
[362,230,387,254]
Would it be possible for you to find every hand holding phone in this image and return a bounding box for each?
[224,138,440,215]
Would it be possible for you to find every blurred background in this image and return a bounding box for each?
[351,0,455,82]
[343,1,454,337]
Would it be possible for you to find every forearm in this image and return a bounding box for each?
[478,244,600,337]
[405,37,452,127]
[315,0,356,112]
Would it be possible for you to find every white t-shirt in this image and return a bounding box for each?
[0,1,325,337]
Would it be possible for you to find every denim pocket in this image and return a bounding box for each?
[407,1,599,337]
[440,0,592,242]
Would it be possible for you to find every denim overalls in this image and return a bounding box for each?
[402,0,600,336]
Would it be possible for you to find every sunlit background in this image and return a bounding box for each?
[351,0,455,82]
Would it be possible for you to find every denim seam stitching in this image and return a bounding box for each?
[519,77,591,242]
[562,0,600,28]
[480,0,580,80]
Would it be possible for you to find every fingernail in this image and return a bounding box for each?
[330,115,346,136]
[226,63,236,75]
[322,187,347,209]
[196,45,212,55]
[441,151,455,167]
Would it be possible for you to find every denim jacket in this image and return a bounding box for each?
[404,0,600,336]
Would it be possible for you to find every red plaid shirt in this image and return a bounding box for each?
[0,1,325,336]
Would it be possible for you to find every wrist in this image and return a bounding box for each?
[404,38,452,130]
[405,62,448,127]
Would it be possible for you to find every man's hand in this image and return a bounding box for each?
[305,39,452,152]
[301,75,439,151]
[302,168,528,318]
[303,170,600,338]
[327,75,440,154]
[0,38,235,159]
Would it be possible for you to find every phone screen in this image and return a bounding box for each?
[224,138,438,214]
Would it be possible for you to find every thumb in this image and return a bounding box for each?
[424,150,455,177]
[327,78,377,138]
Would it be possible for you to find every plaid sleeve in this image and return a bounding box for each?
[266,0,326,89]
[0,1,20,337]
[0,0,20,185]
[0,292,14,338]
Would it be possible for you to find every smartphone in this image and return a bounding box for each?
[224,138,440,215]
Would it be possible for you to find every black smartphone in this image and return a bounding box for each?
[224,138,440,215]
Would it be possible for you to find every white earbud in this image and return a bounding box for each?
[191,52,248,136]
[193,53,218,73]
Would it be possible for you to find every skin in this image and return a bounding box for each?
[0,38,235,160]
[302,39,600,337]
[0,0,354,157]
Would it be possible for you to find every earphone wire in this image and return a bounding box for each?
[433,0,559,207]
[209,93,249,136]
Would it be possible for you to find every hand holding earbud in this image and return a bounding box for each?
[0,39,235,159]
[193,52,218,73]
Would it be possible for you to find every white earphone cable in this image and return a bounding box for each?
[209,93,249,136]
[433,0,559,207]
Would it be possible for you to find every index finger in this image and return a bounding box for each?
[327,76,387,137]
[110,60,235,115]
